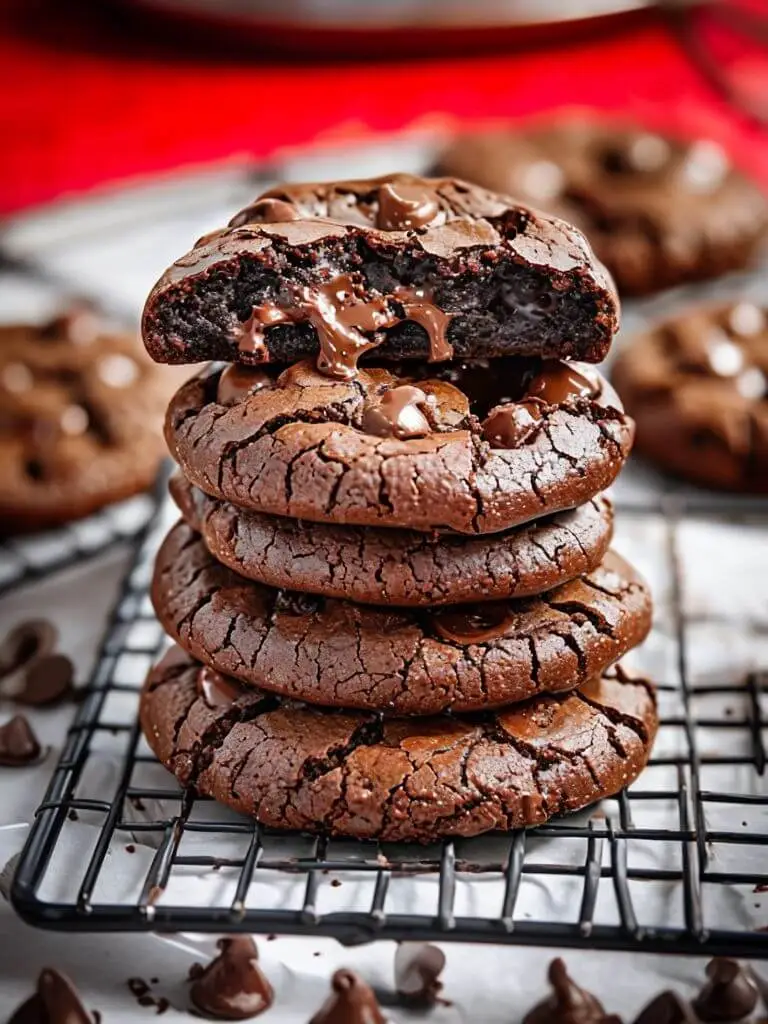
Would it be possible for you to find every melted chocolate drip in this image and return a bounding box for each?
[234,272,454,379]
[8,968,94,1024]
[375,180,440,231]
[692,959,758,1022]
[361,385,432,440]
[309,969,389,1024]
[217,364,273,405]
[197,666,243,709]
[431,602,516,645]
[189,937,274,1020]
[394,943,446,1008]
[523,959,608,1024]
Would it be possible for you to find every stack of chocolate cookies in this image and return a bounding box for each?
[139,174,657,842]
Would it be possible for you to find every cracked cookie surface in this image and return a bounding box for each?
[171,474,614,607]
[152,521,652,715]
[142,174,618,372]
[613,302,768,492]
[436,121,768,296]
[166,358,633,535]
[141,646,658,842]
[0,310,188,532]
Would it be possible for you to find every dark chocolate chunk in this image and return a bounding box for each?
[142,174,619,372]
[692,959,759,1021]
[523,959,608,1024]
[0,714,42,767]
[394,942,445,1007]
[8,968,94,1024]
[0,620,57,696]
[189,936,274,1020]
[309,969,389,1024]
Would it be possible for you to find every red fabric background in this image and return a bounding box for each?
[0,1,766,214]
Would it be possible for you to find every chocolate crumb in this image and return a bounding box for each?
[125,844,136,854]
[68,809,79,822]
[330,879,342,888]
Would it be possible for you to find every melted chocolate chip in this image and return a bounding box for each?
[0,714,42,766]
[217,365,273,405]
[483,400,542,448]
[376,180,441,231]
[395,287,453,361]
[8,968,94,1024]
[189,937,274,1020]
[16,654,74,706]
[527,361,597,405]
[431,602,515,644]
[394,943,445,1007]
[634,991,698,1024]
[309,969,388,1024]
[361,385,432,440]
[245,197,301,224]
[523,959,607,1024]
[197,666,243,709]
[692,959,759,1022]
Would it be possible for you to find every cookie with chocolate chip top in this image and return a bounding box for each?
[140,647,657,842]
[436,121,768,295]
[171,472,614,607]
[166,357,633,535]
[612,302,768,492]
[152,521,652,715]
[0,310,188,532]
[142,174,619,373]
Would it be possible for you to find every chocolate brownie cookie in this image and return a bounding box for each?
[152,522,652,715]
[166,358,633,535]
[612,302,768,492]
[141,647,658,842]
[142,174,619,374]
[436,121,768,295]
[171,473,614,607]
[0,310,188,532]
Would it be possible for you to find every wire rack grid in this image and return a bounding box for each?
[9,483,768,957]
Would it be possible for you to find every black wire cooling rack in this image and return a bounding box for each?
[9,482,768,957]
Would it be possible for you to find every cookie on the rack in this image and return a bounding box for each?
[171,474,614,607]
[435,121,768,295]
[140,646,658,842]
[166,358,633,535]
[612,302,768,492]
[0,310,187,532]
[152,521,652,715]
[142,174,619,373]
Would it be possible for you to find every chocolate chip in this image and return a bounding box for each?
[692,959,759,1022]
[0,715,42,767]
[309,969,388,1024]
[15,654,75,706]
[0,620,58,683]
[8,968,94,1024]
[634,991,697,1024]
[394,942,445,1007]
[189,937,274,1020]
[523,959,608,1024]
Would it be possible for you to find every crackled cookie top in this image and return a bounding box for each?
[141,647,657,842]
[171,473,614,607]
[166,356,633,534]
[612,301,768,492]
[142,173,619,372]
[0,310,187,531]
[152,521,652,715]
[436,123,768,295]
